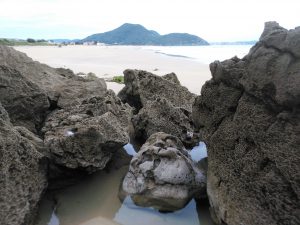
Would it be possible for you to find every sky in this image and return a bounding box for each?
[0,0,299,42]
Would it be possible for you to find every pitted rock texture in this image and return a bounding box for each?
[0,103,47,225]
[192,22,300,225]
[122,132,206,211]
[133,98,200,147]
[118,69,196,112]
[0,65,50,132]
[0,45,107,132]
[118,69,200,147]
[42,90,132,172]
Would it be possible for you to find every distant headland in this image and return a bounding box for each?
[81,23,209,46]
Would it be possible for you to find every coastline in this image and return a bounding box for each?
[13,45,212,94]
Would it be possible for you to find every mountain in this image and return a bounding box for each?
[83,23,209,46]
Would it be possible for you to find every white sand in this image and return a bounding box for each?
[14,45,211,94]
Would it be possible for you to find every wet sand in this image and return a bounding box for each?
[13,45,211,94]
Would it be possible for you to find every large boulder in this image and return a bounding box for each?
[192,22,300,225]
[51,68,107,108]
[133,98,199,147]
[118,69,196,112]
[118,69,200,147]
[42,90,132,172]
[0,65,50,132]
[0,103,47,225]
[0,45,107,132]
[122,132,206,211]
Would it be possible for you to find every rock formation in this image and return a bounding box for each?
[0,45,133,224]
[0,45,107,133]
[119,69,199,147]
[122,132,206,211]
[0,103,48,225]
[0,65,50,132]
[133,98,199,147]
[42,90,132,172]
[192,22,300,225]
[118,69,196,112]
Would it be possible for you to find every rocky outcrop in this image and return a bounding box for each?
[0,103,47,225]
[119,69,199,147]
[133,98,200,147]
[51,68,107,108]
[192,22,300,225]
[0,45,107,132]
[0,65,50,132]
[122,132,206,211]
[0,44,134,223]
[118,69,196,112]
[42,90,132,172]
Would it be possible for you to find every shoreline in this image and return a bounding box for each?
[13,45,212,94]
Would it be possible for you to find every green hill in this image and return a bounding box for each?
[83,23,209,46]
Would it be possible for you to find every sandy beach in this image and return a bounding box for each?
[14,45,211,94]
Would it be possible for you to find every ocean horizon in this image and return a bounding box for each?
[141,44,253,64]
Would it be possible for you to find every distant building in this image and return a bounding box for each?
[83,41,96,46]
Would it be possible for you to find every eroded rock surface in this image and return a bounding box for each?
[119,69,200,147]
[122,132,206,211]
[118,69,196,112]
[0,45,107,132]
[0,65,50,132]
[43,91,132,172]
[192,22,300,225]
[133,98,199,147]
[0,103,47,225]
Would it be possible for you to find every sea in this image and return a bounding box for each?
[142,44,254,64]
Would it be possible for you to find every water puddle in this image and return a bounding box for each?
[114,196,212,225]
[35,142,213,225]
[189,142,207,162]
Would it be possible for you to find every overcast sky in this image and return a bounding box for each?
[0,0,299,42]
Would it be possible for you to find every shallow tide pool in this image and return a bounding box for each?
[35,142,214,225]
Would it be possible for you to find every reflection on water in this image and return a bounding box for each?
[114,197,201,225]
[124,141,207,162]
[123,143,137,156]
[35,143,213,225]
[189,142,207,162]
[48,209,59,225]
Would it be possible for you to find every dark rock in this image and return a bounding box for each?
[106,147,132,171]
[118,69,196,112]
[192,22,300,225]
[55,67,76,78]
[53,73,107,109]
[119,69,199,147]
[162,72,181,84]
[42,91,132,172]
[0,65,50,132]
[122,132,206,211]
[0,103,47,225]
[133,97,200,147]
[0,45,107,132]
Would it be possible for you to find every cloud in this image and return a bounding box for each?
[0,0,299,41]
